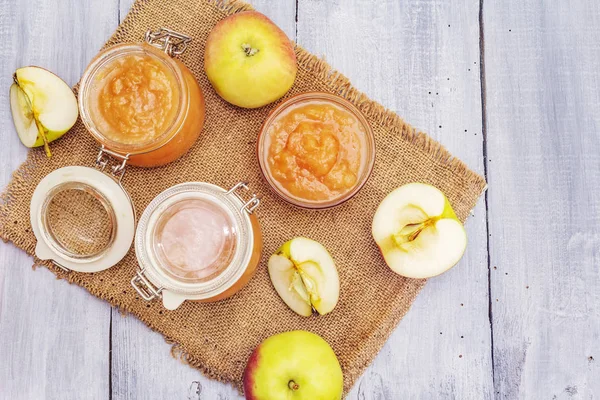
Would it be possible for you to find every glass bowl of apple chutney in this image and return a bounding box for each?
[257,92,375,209]
[131,182,263,310]
[78,29,205,167]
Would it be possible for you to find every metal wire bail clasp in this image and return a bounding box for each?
[145,28,191,57]
[96,146,129,182]
[227,182,261,214]
[131,270,162,301]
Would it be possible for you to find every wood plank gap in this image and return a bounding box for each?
[478,0,496,395]
[109,310,113,400]
[294,0,298,43]
[111,2,119,395]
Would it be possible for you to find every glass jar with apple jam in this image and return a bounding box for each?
[78,29,205,167]
[257,92,375,209]
[131,182,263,310]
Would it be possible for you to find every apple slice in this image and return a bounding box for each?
[372,183,467,279]
[268,237,340,316]
[9,83,39,147]
[268,254,312,317]
[10,66,78,156]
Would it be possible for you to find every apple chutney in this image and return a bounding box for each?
[258,92,375,209]
[78,30,205,167]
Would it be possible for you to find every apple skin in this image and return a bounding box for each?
[243,331,343,400]
[204,11,297,108]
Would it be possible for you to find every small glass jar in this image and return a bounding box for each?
[131,182,262,310]
[78,29,205,167]
[257,92,375,209]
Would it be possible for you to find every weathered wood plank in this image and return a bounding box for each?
[109,2,295,399]
[297,1,493,398]
[0,0,119,398]
[118,0,296,39]
[483,1,600,398]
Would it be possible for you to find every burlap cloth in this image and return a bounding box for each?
[0,0,486,394]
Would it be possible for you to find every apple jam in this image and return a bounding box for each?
[79,42,205,167]
[258,93,375,208]
[91,53,180,145]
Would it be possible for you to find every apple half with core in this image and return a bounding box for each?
[243,330,343,400]
[10,67,78,157]
[268,237,339,317]
[372,183,467,278]
[204,11,297,108]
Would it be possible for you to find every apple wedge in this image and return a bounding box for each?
[268,237,339,317]
[372,183,467,279]
[10,66,78,156]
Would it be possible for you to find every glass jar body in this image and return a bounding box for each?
[79,43,205,167]
[132,182,262,310]
[198,214,262,302]
[129,58,205,166]
[257,92,375,209]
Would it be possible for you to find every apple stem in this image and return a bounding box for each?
[288,380,299,391]
[33,115,52,158]
[241,43,259,57]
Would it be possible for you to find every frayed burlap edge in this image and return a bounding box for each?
[0,0,487,395]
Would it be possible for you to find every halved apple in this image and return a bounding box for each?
[372,183,467,279]
[10,66,78,156]
[268,237,339,317]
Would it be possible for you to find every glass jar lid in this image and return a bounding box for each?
[153,196,238,284]
[131,182,260,310]
[30,166,136,272]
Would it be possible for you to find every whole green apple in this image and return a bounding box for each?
[204,11,297,109]
[243,330,343,400]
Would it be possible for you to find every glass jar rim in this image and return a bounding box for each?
[257,92,376,209]
[40,181,117,262]
[134,182,256,299]
[78,43,188,156]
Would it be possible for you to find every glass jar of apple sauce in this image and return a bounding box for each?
[131,182,263,310]
[257,92,375,209]
[78,28,205,167]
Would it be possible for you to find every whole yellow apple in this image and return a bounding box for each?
[243,330,343,400]
[204,11,297,108]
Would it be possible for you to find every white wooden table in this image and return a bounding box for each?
[1,0,599,398]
